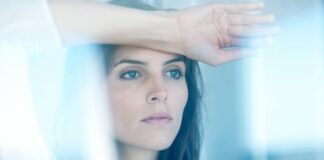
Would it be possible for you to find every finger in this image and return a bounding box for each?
[223,2,264,12]
[228,25,280,37]
[228,14,275,25]
[229,36,274,48]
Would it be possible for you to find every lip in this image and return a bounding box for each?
[141,112,173,125]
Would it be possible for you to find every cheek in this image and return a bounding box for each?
[173,87,188,112]
[107,83,141,135]
[168,81,188,125]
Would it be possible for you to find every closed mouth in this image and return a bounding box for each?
[141,113,173,124]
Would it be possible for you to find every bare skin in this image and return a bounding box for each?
[49,0,278,66]
[107,47,188,160]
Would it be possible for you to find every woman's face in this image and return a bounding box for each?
[107,46,188,151]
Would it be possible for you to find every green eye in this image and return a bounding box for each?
[166,69,183,80]
[120,70,141,80]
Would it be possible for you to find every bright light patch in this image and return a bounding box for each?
[0,44,53,160]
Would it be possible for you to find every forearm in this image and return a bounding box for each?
[48,0,182,53]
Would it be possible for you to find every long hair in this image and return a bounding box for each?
[103,1,204,160]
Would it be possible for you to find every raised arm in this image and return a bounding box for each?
[49,0,278,66]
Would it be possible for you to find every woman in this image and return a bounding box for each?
[0,0,277,159]
[100,1,278,159]
[102,2,202,159]
[103,45,202,160]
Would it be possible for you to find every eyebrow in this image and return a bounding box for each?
[164,56,185,65]
[113,59,146,67]
[113,56,185,67]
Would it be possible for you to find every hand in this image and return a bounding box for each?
[174,2,279,66]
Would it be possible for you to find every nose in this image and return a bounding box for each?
[147,79,168,104]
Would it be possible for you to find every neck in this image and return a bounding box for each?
[117,141,158,160]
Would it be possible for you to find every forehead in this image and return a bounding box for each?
[112,46,180,64]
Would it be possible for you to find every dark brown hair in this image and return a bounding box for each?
[103,1,204,160]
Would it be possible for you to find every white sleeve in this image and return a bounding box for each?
[0,0,64,159]
[0,1,117,160]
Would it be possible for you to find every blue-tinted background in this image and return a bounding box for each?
[146,0,324,159]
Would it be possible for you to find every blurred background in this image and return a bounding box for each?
[145,0,324,159]
[1,0,323,160]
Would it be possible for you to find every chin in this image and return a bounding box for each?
[118,129,178,151]
[140,137,174,151]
